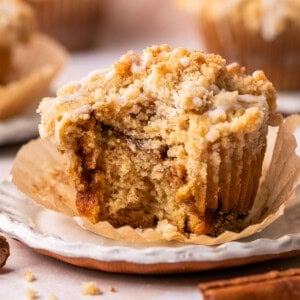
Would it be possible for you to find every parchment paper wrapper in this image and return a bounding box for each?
[11,116,300,245]
[0,33,67,120]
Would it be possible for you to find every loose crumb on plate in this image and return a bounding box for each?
[24,270,36,282]
[48,295,58,300]
[26,288,38,300]
[81,282,102,295]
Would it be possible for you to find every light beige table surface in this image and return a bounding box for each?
[0,1,299,299]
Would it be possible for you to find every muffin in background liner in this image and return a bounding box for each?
[0,0,36,83]
[11,116,300,245]
[176,0,300,90]
[24,0,106,50]
[0,33,68,120]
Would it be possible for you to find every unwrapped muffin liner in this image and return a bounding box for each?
[11,116,300,245]
[0,33,67,119]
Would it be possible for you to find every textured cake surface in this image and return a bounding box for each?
[38,45,280,235]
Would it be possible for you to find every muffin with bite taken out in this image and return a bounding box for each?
[38,45,281,236]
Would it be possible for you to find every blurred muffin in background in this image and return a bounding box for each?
[177,0,300,90]
[24,0,106,51]
[0,0,35,83]
[0,0,67,120]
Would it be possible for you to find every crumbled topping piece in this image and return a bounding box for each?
[105,70,115,81]
[237,94,266,103]
[179,57,190,67]
[208,107,226,122]
[192,96,203,106]
[206,127,220,143]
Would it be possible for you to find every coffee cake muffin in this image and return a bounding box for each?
[38,45,280,236]
[0,0,35,83]
[177,0,300,90]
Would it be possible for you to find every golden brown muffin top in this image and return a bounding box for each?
[38,45,279,150]
[178,0,300,41]
[0,0,35,48]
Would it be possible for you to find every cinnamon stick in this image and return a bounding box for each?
[0,235,10,268]
[199,268,300,300]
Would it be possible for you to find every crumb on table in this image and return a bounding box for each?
[81,282,102,295]
[109,286,117,292]
[26,288,38,300]
[24,270,36,282]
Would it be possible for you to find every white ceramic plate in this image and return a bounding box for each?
[0,110,39,145]
[0,178,299,274]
